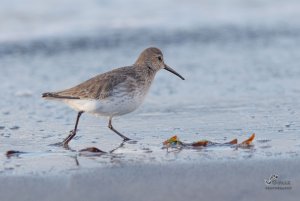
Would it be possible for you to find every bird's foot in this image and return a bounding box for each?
[123,137,131,141]
[49,130,75,148]
[124,138,137,144]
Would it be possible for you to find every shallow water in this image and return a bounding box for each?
[1,0,300,175]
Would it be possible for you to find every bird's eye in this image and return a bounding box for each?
[158,56,162,62]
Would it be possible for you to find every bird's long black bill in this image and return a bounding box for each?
[164,64,185,80]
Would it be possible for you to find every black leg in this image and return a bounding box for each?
[108,117,131,141]
[62,111,84,146]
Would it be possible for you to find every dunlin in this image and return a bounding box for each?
[42,47,184,147]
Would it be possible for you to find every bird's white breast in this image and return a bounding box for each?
[63,84,149,117]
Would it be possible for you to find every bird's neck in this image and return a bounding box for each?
[133,64,157,87]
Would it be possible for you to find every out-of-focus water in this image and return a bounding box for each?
[1,0,300,175]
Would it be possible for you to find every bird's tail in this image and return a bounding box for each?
[42,92,80,99]
[42,92,57,99]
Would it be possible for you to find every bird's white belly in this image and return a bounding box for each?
[63,92,145,117]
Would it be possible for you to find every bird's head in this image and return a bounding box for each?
[135,47,185,80]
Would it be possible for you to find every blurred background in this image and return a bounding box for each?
[1,0,300,172]
[1,0,300,99]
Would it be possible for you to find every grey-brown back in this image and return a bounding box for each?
[42,65,155,100]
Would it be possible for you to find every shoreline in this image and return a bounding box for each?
[0,158,299,201]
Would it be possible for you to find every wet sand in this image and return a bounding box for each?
[0,159,299,201]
